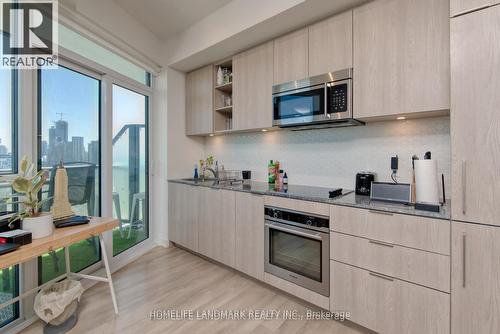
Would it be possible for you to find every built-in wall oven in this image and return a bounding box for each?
[272,68,363,129]
[264,206,330,296]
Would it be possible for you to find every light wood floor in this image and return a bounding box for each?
[22,246,370,334]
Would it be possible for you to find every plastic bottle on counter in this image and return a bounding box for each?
[274,161,280,184]
[194,164,199,179]
[278,170,284,187]
[268,160,275,184]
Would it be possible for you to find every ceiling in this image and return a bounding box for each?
[114,0,233,41]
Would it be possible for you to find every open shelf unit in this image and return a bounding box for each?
[213,58,233,132]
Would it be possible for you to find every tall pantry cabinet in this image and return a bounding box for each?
[451,4,500,334]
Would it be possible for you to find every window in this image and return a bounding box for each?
[0,266,19,328]
[0,68,17,175]
[112,84,149,255]
[38,65,101,283]
[0,33,19,328]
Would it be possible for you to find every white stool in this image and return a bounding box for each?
[112,192,123,237]
[128,192,145,239]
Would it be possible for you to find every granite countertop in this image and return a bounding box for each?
[169,179,451,220]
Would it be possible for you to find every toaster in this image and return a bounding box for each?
[355,172,375,196]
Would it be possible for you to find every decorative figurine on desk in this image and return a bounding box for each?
[51,162,75,221]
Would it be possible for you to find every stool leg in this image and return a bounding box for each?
[64,247,71,275]
[99,234,118,314]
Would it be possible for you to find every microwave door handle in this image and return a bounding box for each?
[272,84,325,98]
[265,222,323,241]
[324,83,328,117]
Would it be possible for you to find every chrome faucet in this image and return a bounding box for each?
[205,167,218,180]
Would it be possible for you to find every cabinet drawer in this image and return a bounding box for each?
[331,232,450,292]
[331,261,450,334]
[330,205,450,255]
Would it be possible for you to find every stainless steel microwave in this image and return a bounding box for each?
[272,68,364,129]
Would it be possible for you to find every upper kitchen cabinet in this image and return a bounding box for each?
[450,0,500,17]
[185,65,213,135]
[273,28,309,84]
[233,41,274,131]
[353,0,450,119]
[308,11,353,76]
[451,6,500,226]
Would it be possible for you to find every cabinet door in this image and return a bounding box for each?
[168,183,199,251]
[198,187,218,258]
[353,0,449,119]
[308,11,353,76]
[332,261,449,334]
[450,0,498,17]
[273,28,308,84]
[233,42,274,131]
[185,65,213,135]
[452,222,500,334]
[199,188,235,267]
[235,192,264,280]
[451,6,500,226]
[215,190,236,267]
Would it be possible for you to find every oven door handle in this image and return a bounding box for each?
[265,222,323,241]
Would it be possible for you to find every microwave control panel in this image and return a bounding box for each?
[327,83,348,113]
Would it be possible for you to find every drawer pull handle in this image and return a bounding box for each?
[369,239,394,248]
[462,233,466,288]
[369,271,394,282]
[462,160,466,215]
[368,210,393,216]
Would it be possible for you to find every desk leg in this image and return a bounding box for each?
[99,234,119,314]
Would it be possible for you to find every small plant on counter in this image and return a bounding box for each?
[0,156,51,226]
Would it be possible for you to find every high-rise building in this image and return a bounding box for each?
[54,120,68,144]
[0,138,7,155]
[88,140,99,164]
[71,136,86,161]
[47,119,69,166]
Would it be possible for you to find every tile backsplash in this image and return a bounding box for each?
[205,116,450,195]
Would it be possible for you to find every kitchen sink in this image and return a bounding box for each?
[181,178,218,183]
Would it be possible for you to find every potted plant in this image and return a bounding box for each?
[0,156,54,239]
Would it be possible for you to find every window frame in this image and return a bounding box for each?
[0,67,19,176]
[36,60,104,284]
[1,41,155,333]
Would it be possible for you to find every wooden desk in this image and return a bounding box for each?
[0,217,119,314]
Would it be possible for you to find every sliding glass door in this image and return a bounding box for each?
[112,84,149,255]
[38,64,101,283]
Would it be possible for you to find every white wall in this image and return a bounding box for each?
[166,68,205,179]
[205,116,451,196]
[61,0,163,66]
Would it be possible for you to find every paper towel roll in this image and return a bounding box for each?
[414,160,440,204]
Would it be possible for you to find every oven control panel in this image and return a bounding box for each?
[264,207,329,230]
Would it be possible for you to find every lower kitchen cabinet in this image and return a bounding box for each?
[331,261,449,334]
[452,221,500,334]
[198,188,236,267]
[168,183,199,251]
[234,192,264,280]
